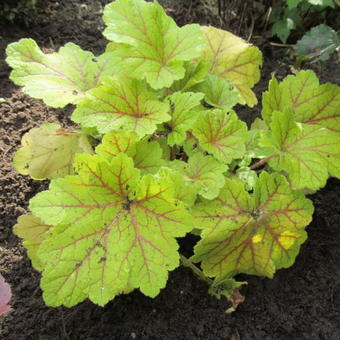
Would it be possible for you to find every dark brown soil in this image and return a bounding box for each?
[1,1,340,339]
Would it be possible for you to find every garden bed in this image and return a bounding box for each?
[1,1,339,339]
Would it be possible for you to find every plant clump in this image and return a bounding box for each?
[6,0,340,310]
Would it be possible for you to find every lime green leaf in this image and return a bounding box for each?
[199,26,262,106]
[13,214,53,270]
[182,134,202,158]
[72,77,170,137]
[193,74,239,111]
[158,167,198,207]
[262,70,340,132]
[29,153,138,226]
[259,111,340,190]
[6,39,115,108]
[192,110,248,164]
[171,153,227,200]
[166,92,204,146]
[251,118,268,131]
[244,119,271,160]
[96,131,165,174]
[29,153,192,306]
[192,172,313,279]
[13,123,93,180]
[169,61,209,93]
[103,0,205,89]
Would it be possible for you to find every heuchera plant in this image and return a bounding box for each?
[6,0,340,310]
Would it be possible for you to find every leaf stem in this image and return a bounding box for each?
[170,146,176,161]
[250,154,275,170]
[180,254,213,285]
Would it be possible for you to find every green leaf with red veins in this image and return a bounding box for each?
[191,172,313,279]
[192,110,248,164]
[193,74,239,111]
[171,153,227,200]
[96,131,165,174]
[157,168,199,207]
[168,61,209,93]
[14,214,54,270]
[103,0,205,89]
[262,70,340,132]
[6,39,117,108]
[13,123,93,180]
[72,77,170,137]
[199,26,262,106]
[29,153,192,307]
[166,92,204,146]
[29,153,138,227]
[259,111,340,190]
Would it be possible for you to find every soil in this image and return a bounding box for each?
[1,1,340,339]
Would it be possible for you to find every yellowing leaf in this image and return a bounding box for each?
[262,70,340,132]
[13,123,93,180]
[199,26,262,106]
[103,0,205,89]
[13,214,53,270]
[29,153,193,306]
[6,39,116,108]
[192,172,313,279]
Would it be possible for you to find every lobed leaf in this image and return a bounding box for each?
[6,39,116,108]
[262,70,340,132]
[199,26,262,106]
[72,77,170,137]
[168,61,209,93]
[165,92,204,146]
[171,153,227,200]
[259,111,340,190]
[193,74,239,111]
[96,131,165,174]
[192,172,313,279]
[296,24,340,62]
[103,0,206,89]
[192,110,248,164]
[14,214,53,270]
[13,123,93,180]
[157,168,199,207]
[29,153,193,306]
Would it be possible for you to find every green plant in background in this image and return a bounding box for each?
[271,0,335,42]
[270,0,339,62]
[0,0,38,25]
[296,23,340,62]
[6,0,340,310]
